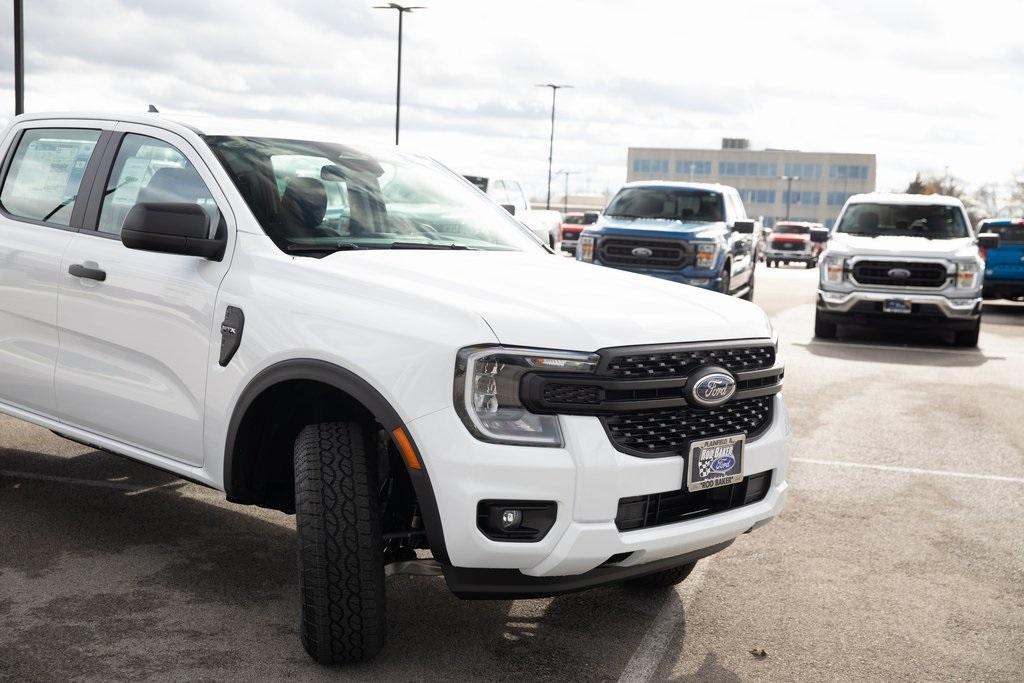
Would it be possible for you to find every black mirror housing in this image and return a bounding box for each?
[500,203,516,215]
[583,211,599,224]
[122,202,225,260]
[978,232,1000,250]
[810,228,831,243]
[732,220,755,234]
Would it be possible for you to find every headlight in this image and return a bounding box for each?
[822,254,845,284]
[695,243,717,269]
[454,346,599,446]
[579,235,595,262]
[956,261,980,289]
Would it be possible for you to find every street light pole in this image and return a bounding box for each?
[780,175,800,220]
[557,169,574,214]
[14,0,24,115]
[536,83,572,210]
[374,3,425,145]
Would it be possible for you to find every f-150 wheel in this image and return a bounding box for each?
[954,320,980,347]
[814,309,838,339]
[625,560,698,588]
[294,421,386,665]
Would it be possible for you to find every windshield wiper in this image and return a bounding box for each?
[286,243,362,253]
[388,241,473,250]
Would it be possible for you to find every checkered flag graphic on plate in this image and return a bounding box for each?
[698,449,716,478]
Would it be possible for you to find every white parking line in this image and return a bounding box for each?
[0,468,175,493]
[791,457,1024,483]
[617,559,711,682]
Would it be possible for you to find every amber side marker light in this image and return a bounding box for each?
[392,426,422,470]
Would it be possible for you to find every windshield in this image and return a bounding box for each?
[980,221,1024,244]
[836,202,969,239]
[205,137,544,254]
[774,225,810,235]
[605,187,724,222]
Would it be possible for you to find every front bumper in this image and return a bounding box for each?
[591,259,724,290]
[817,288,981,320]
[766,248,814,261]
[406,395,790,592]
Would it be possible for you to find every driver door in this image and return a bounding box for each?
[55,123,234,466]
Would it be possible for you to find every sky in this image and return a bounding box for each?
[0,0,1020,202]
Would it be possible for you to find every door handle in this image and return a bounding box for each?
[68,263,107,282]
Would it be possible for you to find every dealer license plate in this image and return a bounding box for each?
[883,299,912,314]
[686,433,745,492]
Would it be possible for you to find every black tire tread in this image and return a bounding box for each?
[294,421,386,665]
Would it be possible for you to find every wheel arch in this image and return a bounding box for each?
[224,358,449,563]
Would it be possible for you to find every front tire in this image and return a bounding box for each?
[294,421,386,665]
[741,270,755,301]
[626,561,698,588]
[954,320,980,347]
[814,309,838,339]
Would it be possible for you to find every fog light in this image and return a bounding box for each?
[477,500,556,542]
[688,278,710,286]
[500,509,522,530]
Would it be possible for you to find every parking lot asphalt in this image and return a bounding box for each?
[2,265,1022,681]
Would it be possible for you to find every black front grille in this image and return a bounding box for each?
[851,260,948,287]
[616,471,772,531]
[598,237,689,269]
[602,396,773,455]
[605,345,775,378]
[770,240,806,251]
[543,383,602,405]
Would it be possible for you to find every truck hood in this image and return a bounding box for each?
[829,234,977,259]
[591,217,725,237]
[313,250,770,351]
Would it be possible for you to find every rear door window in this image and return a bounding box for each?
[0,128,102,226]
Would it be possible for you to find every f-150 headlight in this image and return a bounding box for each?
[956,261,980,289]
[579,235,595,262]
[822,254,846,284]
[695,243,717,269]
[455,346,599,446]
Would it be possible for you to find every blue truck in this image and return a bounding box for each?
[575,182,758,299]
[979,218,1024,301]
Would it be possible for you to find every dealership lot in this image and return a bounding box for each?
[1,266,1021,681]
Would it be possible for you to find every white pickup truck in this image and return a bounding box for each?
[815,193,999,347]
[0,113,790,665]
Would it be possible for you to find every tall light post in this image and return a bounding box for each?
[780,175,800,220]
[557,169,575,214]
[536,83,572,210]
[13,0,24,115]
[374,3,425,145]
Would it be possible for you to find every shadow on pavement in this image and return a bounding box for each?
[0,443,680,680]
[797,324,996,368]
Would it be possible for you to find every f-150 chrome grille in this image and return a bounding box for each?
[851,260,949,287]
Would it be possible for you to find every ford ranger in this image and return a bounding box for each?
[0,114,789,665]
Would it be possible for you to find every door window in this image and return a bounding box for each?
[98,134,220,236]
[0,128,102,226]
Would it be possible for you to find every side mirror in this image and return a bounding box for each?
[810,228,831,243]
[978,232,1000,250]
[121,202,225,260]
[583,211,599,225]
[500,203,516,215]
[732,220,755,234]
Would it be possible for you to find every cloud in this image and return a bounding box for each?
[0,0,1020,199]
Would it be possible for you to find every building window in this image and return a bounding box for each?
[829,164,869,180]
[739,189,776,204]
[827,191,853,206]
[675,160,711,175]
[719,162,776,177]
[782,191,820,206]
[783,163,821,179]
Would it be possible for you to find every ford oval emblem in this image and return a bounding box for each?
[689,370,737,407]
[631,247,653,257]
[711,455,736,472]
[887,267,912,279]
